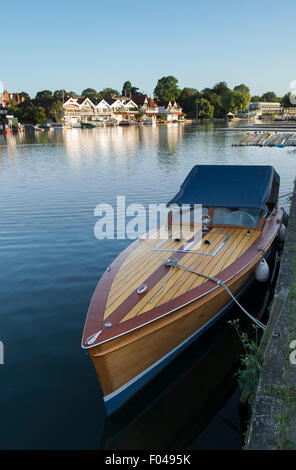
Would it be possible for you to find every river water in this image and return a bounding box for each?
[0,123,295,449]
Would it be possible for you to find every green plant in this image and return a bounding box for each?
[228,319,262,403]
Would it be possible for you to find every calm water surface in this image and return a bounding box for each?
[0,123,295,449]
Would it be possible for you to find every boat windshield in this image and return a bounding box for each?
[212,207,267,228]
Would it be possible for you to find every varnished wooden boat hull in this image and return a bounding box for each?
[83,205,282,415]
[88,249,269,414]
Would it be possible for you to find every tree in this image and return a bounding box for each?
[67,91,78,99]
[18,104,47,124]
[7,103,20,117]
[201,88,223,117]
[234,84,250,94]
[197,99,214,119]
[178,88,200,116]
[19,91,30,101]
[122,81,132,97]
[201,88,214,100]
[82,88,98,100]
[251,95,261,102]
[35,90,53,100]
[99,88,119,100]
[53,89,67,100]
[222,91,238,114]
[154,76,180,101]
[209,94,224,117]
[212,81,229,96]
[235,91,251,111]
[34,106,47,123]
[222,90,251,114]
[49,100,63,122]
[199,84,250,117]
[260,91,279,102]
[282,93,296,108]
[131,87,142,95]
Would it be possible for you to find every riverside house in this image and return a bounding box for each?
[156,100,183,121]
[248,101,283,116]
[105,98,138,120]
[63,97,139,125]
[63,97,95,125]
[63,95,183,125]
[128,95,183,121]
[0,90,24,108]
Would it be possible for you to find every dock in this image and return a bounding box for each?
[233,132,296,147]
[247,179,296,450]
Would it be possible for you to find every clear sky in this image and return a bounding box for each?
[1,0,295,98]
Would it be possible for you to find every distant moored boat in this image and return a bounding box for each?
[81,122,96,129]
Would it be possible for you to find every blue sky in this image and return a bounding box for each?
[1,0,295,98]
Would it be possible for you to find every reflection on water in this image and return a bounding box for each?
[1,125,295,206]
[0,124,293,449]
[0,125,185,165]
[63,125,185,166]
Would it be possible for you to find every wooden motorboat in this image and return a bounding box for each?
[82,165,283,415]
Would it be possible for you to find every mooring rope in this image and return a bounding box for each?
[163,259,266,330]
[149,264,174,303]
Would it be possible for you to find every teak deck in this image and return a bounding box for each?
[104,226,259,319]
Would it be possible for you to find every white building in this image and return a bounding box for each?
[63,95,183,124]
[63,97,139,125]
[63,97,95,125]
[156,100,183,121]
[249,102,283,115]
[94,99,112,120]
[128,95,183,121]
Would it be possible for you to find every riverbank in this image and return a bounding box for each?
[247,179,296,450]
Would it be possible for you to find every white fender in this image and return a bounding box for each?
[255,258,270,282]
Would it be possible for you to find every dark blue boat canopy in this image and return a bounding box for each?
[168,165,280,210]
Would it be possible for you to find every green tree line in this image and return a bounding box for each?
[6,78,295,124]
